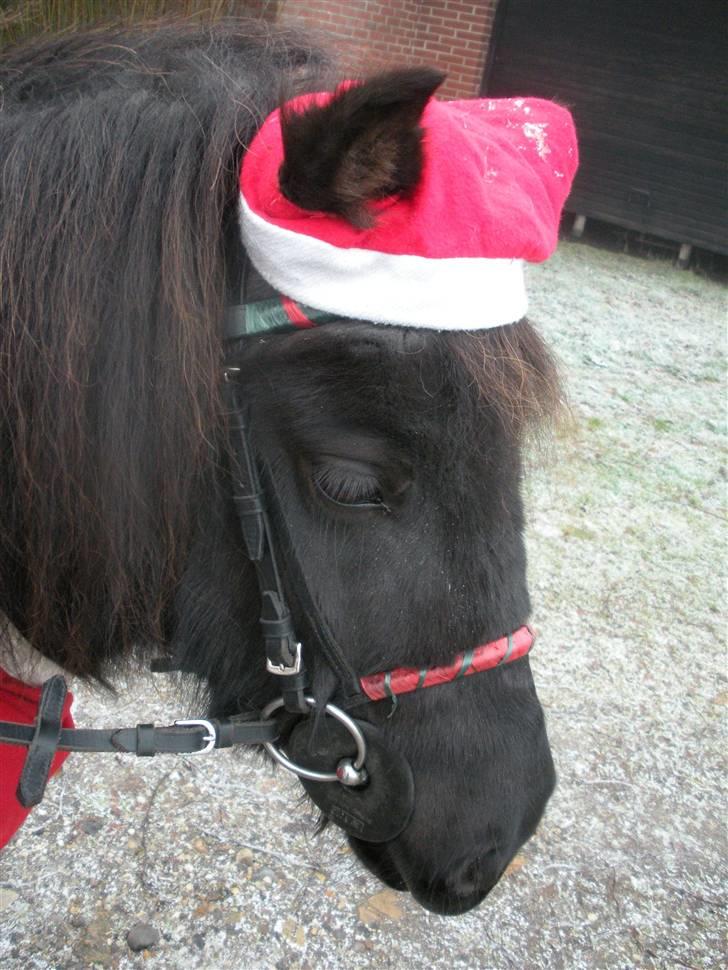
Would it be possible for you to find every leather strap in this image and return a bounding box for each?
[258,458,363,706]
[0,714,278,755]
[223,377,310,712]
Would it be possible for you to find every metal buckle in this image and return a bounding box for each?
[266,641,303,676]
[174,719,217,754]
[223,365,241,381]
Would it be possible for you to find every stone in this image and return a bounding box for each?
[206,884,227,901]
[78,816,105,835]
[504,853,526,876]
[0,888,19,911]
[126,922,161,952]
[282,919,305,947]
[357,889,404,924]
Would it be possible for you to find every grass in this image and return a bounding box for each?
[561,524,597,542]
[0,0,280,49]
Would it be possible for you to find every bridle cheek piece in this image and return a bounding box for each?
[0,286,535,842]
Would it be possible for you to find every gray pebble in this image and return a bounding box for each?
[126,922,160,952]
[78,816,105,836]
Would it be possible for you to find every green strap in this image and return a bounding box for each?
[225,298,339,337]
[454,648,475,679]
[499,633,514,665]
[384,671,398,718]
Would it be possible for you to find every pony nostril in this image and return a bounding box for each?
[450,850,501,897]
[454,861,480,895]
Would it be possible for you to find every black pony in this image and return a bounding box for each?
[0,21,562,914]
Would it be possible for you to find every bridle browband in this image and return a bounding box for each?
[0,256,535,835]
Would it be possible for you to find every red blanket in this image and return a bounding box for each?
[0,668,74,849]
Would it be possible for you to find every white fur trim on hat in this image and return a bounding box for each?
[239,194,528,330]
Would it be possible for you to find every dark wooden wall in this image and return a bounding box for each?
[484,0,727,254]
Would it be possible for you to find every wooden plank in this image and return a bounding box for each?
[485,0,727,252]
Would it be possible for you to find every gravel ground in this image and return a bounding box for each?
[1,238,725,970]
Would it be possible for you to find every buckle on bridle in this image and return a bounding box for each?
[266,641,303,676]
[173,719,217,754]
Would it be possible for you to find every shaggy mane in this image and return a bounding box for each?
[0,21,330,675]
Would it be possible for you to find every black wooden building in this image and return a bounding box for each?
[484,0,727,256]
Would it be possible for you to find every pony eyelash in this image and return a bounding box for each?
[312,464,387,510]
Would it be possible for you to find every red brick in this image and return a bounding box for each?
[278,0,494,93]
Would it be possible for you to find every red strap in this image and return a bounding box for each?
[359,625,534,702]
[0,668,74,850]
[280,296,316,328]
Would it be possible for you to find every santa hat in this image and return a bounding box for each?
[237,70,577,333]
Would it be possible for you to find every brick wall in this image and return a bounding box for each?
[277,0,498,99]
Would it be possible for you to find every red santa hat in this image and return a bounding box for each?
[238,71,578,333]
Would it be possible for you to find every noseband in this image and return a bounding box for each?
[0,274,535,842]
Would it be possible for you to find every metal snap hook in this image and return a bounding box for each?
[261,695,368,786]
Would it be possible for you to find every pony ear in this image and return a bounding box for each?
[279,67,445,228]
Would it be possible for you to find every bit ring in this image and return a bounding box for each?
[261,695,367,784]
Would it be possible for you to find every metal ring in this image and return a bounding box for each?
[261,695,367,783]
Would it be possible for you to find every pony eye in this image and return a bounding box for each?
[312,464,388,511]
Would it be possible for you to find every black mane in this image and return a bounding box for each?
[0,22,330,675]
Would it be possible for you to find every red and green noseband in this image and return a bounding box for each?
[360,625,535,704]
